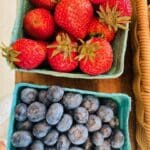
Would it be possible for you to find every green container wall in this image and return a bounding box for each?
[7,83,131,150]
[11,0,129,79]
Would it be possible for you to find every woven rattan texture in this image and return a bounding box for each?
[133,0,150,149]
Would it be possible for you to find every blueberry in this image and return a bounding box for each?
[44,130,59,146]
[82,95,100,113]
[95,140,111,150]
[109,117,119,128]
[92,132,104,146]
[11,131,32,148]
[100,125,112,138]
[47,86,64,102]
[30,140,44,150]
[111,130,125,149]
[74,107,89,124]
[68,124,88,145]
[63,93,83,109]
[69,147,84,150]
[84,138,93,150]
[97,106,114,123]
[56,114,73,132]
[39,90,51,107]
[21,88,38,104]
[33,121,51,139]
[27,102,46,122]
[45,147,56,150]
[15,103,27,122]
[46,103,64,125]
[103,100,117,113]
[57,135,71,150]
[86,115,102,132]
[16,148,28,150]
[16,120,32,130]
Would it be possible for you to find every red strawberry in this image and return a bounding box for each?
[90,0,106,5]
[54,0,93,39]
[30,0,58,10]
[47,33,78,72]
[1,38,47,69]
[78,38,113,76]
[102,0,132,16]
[23,8,54,40]
[97,0,132,31]
[88,17,115,42]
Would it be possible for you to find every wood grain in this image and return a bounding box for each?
[16,42,136,150]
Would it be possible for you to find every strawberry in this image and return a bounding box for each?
[102,0,132,16]
[47,33,78,72]
[88,17,115,42]
[97,0,132,31]
[1,38,47,69]
[30,0,58,10]
[54,0,93,39]
[90,0,106,5]
[78,38,113,76]
[23,8,54,40]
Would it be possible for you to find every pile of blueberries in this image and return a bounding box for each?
[12,86,125,150]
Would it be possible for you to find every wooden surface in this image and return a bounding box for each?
[16,40,136,150]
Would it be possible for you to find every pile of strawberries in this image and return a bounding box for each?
[2,0,132,76]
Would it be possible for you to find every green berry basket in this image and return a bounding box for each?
[11,0,129,79]
[7,83,131,150]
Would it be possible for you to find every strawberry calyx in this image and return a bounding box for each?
[48,33,78,61]
[89,32,105,39]
[1,43,20,68]
[97,3,131,31]
[77,39,101,63]
[51,0,60,3]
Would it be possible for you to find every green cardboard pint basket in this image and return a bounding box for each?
[7,83,131,150]
[11,0,129,79]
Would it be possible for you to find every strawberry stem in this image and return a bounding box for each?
[97,3,131,31]
[0,43,20,68]
[48,33,78,61]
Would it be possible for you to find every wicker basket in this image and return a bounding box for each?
[132,0,150,149]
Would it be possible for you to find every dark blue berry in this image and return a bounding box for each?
[30,140,44,150]
[46,103,64,125]
[92,132,104,146]
[109,117,119,128]
[45,147,56,150]
[74,107,89,124]
[95,140,111,150]
[56,114,73,132]
[63,93,83,109]
[82,95,100,113]
[16,120,32,130]
[39,90,51,107]
[86,115,102,132]
[44,130,59,146]
[11,131,32,148]
[16,148,28,150]
[100,125,112,138]
[32,121,51,139]
[68,124,88,145]
[47,86,64,102]
[57,135,71,150]
[97,106,114,123]
[111,130,124,149]
[103,100,117,113]
[21,88,38,104]
[69,147,84,150]
[27,102,46,122]
[15,103,27,122]
[84,138,93,150]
